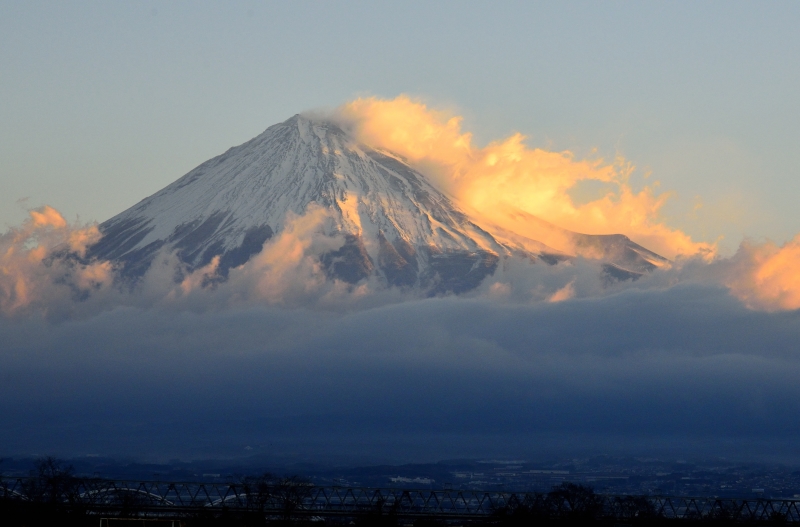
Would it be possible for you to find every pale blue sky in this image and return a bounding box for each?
[2,1,799,254]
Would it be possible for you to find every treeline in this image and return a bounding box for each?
[0,458,793,526]
[0,458,318,527]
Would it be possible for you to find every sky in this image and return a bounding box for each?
[3,2,800,464]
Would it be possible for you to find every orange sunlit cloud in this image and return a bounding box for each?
[548,280,576,303]
[339,96,714,261]
[726,235,800,311]
[169,205,339,306]
[29,205,68,229]
[0,207,111,315]
[232,204,332,303]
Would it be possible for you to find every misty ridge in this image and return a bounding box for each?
[2,97,800,463]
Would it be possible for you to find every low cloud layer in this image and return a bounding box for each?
[2,285,800,462]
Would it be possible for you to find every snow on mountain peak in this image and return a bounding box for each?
[88,113,664,293]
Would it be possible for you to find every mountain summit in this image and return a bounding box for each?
[89,114,665,293]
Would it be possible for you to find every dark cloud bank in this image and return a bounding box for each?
[2,284,800,464]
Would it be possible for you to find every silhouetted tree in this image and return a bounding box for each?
[353,496,401,527]
[22,457,81,504]
[223,473,313,524]
[237,472,275,513]
[272,475,313,523]
[545,483,603,521]
[611,494,657,521]
[6,457,94,527]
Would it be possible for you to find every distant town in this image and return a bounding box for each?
[3,455,800,499]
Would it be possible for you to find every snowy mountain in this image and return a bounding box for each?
[88,114,665,293]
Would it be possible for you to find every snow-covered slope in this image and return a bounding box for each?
[89,114,665,293]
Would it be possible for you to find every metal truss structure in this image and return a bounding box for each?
[3,477,800,522]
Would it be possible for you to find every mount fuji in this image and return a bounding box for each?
[88,114,666,294]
